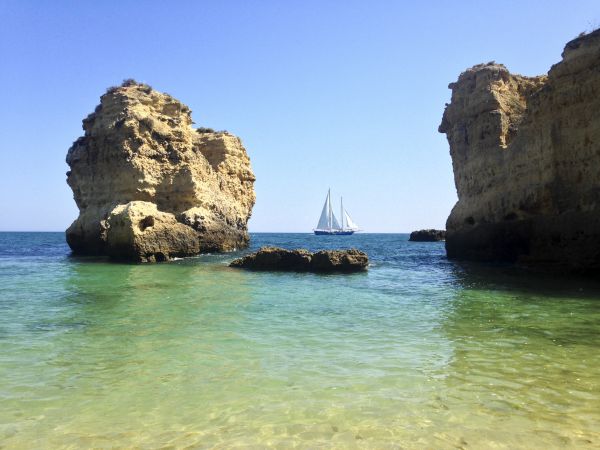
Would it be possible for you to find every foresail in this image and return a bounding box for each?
[344,210,359,230]
[316,194,330,229]
[331,212,341,230]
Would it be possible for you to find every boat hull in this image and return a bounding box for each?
[314,230,355,235]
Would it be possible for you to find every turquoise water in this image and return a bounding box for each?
[1,232,599,449]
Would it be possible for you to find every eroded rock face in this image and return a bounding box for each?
[409,229,446,242]
[439,30,600,272]
[230,247,369,272]
[66,80,255,262]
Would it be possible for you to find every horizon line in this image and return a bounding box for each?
[0,230,418,234]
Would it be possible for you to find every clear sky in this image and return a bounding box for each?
[1,1,598,232]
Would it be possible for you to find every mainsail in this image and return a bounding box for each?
[343,210,359,230]
[316,189,341,230]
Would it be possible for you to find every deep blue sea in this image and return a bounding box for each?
[1,232,599,448]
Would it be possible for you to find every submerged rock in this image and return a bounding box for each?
[230,247,368,272]
[66,80,255,262]
[439,29,600,272]
[409,229,446,242]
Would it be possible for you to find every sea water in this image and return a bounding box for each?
[0,232,599,448]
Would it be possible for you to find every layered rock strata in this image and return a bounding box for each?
[66,80,255,262]
[230,247,369,272]
[439,30,600,272]
[409,229,446,242]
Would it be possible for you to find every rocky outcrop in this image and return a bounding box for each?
[439,29,600,272]
[66,80,255,262]
[230,247,369,272]
[310,249,369,272]
[409,229,446,242]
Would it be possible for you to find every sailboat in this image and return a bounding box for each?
[314,189,361,235]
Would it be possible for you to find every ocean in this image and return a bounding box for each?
[1,232,599,448]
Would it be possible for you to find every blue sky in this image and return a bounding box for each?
[1,1,598,232]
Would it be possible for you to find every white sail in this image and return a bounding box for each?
[316,192,331,230]
[328,190,341,230]
[330,211,341,230]
[315,189,359,233]
[344,210,359,230]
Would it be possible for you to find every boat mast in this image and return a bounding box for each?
[328,188,332,231]
[341,197,344,231]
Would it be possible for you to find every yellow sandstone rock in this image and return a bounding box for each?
[66,80,255,262]
[439,30,600,272]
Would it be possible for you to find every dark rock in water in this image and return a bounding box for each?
[230,247,312,271]
[310,249,369,272]
[409,229,446,242]
[230,247,368,272]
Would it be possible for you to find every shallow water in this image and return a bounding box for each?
[0,232,599,449]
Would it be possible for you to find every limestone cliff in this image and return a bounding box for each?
[439,30,600,272]
[66,80,255,262]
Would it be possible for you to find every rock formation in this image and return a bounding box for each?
[230,247,369,272]
[439,30,600,272]
[409,229,446,242]
[66,80,256,262]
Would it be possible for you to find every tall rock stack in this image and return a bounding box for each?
[439,30,600,272]
[66,80,256,262]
